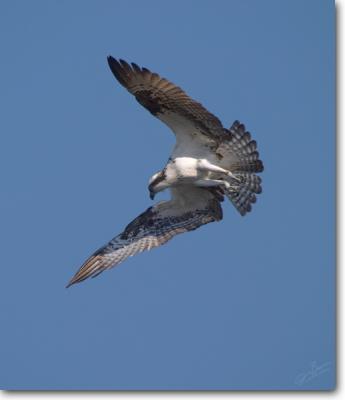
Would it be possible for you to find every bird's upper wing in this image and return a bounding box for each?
[107,57,226,149]
[66,187,222,287]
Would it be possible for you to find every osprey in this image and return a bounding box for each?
[66,57,264,287]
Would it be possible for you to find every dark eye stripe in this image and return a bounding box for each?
[149,170,166,190]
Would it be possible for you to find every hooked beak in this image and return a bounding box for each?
[149,190,155,200]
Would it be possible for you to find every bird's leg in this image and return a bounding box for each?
[197,159,240,181]
[194,178,231,190]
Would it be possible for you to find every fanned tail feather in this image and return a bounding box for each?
[225,173,262,216]
[227,120,264,173]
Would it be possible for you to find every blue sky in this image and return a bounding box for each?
[0,0,335,390]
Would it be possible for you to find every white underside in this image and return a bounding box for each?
[150,111,241,202]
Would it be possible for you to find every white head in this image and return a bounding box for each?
[148,170,168,199]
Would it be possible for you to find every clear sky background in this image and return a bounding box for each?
[0,0,335,390]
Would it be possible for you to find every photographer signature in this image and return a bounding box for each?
[295,361,331,386]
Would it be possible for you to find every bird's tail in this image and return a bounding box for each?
[227,120,264,173]
[224,173,262,216]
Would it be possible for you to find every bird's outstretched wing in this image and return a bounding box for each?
[107,56,226,148]
[66,187,222,287]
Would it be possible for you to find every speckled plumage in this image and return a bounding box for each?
[67,188,221,287]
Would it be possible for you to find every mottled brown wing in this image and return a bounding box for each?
[66,190,222,287]
[107,57,226,146]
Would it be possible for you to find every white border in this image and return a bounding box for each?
[0,0,340,398]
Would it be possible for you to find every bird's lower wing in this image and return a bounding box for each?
[67,190,222,287]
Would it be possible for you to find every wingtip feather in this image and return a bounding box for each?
[107,55,117,67]
[107,56,129,87]
[65,278,77,289]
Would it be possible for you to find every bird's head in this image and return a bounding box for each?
[148,170,168,200]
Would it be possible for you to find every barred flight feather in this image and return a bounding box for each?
[67,189,222,287]
[107,56,226,144]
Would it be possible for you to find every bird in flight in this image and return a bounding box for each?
[66,57,264,288]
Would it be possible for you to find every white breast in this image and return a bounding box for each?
[166,157,199,182]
